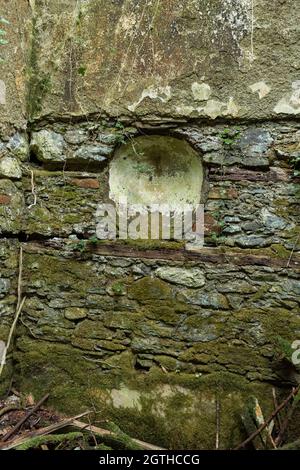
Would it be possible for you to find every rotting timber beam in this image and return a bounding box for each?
[21,240,300,269]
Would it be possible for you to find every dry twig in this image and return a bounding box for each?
[0,411,90,450]
[71,420,165,451]
[2,393,50,442]
[272,387,282,431]
[0,297,26,377]
[28,169,37,209]
[0,247,25,377]
[275,397,299,447]
[0,405,20,418]
[234,385,300,450]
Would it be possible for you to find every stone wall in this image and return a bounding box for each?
[0,0,300,449]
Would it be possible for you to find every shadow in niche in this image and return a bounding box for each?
[29,147,43,167]
[109,135,204,208]
[134,356,152,372]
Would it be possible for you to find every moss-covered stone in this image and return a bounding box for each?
[129,277,173,302]
[14,335,279,449]
[1,0,300,451]
[65,307,88,320]
[15,432,83,451]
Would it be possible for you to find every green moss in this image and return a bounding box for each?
[129,277,173,302]
[207,232,226,246]
[144,304,181,325]
[95,443,113,450]
[12,241,300,448]
[276,336,294,363]
[74,319,112,340]
[16,432,83,450]
[270,244,291,258]
[63,214,81,224]
[282,226,300,241]
[120,239,185,251]
[0,324,10,341]
[27,17,51,118]
[14,334,282,449]
[106,371,271,449]
[68,238,186,255]
[250,284,269,301]
[0,358,13,397]
[103,312,143,332]
[154,355,180,371]
[233,307,299,348]
[51,187,81,201]
[101,422,143,450]
[23,253,98,293]
[115,121,124,130]
[77,65,87,76]
[111,281,125,296]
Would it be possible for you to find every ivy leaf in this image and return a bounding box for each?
[0,38,8,45]
[115,121,124,130]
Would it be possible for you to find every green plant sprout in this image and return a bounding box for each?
[220,127,241,146]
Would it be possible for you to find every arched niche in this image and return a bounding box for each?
[109,135,203,208]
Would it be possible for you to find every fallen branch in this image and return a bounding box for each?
[0,246,24,378]
[252,398,276,449]
[234,385,300,450]
[241,405,265,450]
[71,420,165,451]
[15,431,83,451]
[17,246,23,310]
[0,411,90,450]
[272,387,282,431]
[2,393,50,442]
[275,398,299,447]
[0,297,26,378]
[0,405,20,418]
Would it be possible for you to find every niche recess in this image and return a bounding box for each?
[109,135,203,208]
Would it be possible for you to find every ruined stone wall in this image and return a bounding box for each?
[0,0,300,449]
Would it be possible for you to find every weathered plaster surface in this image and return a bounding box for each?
[4,0,296,121]
[0,0,30,132]
[274,81,300,115]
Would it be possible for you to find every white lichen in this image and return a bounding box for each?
[249,81,271,99]
[274,81,300,115]
[128,85,172,112]
[191,82,211,101]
